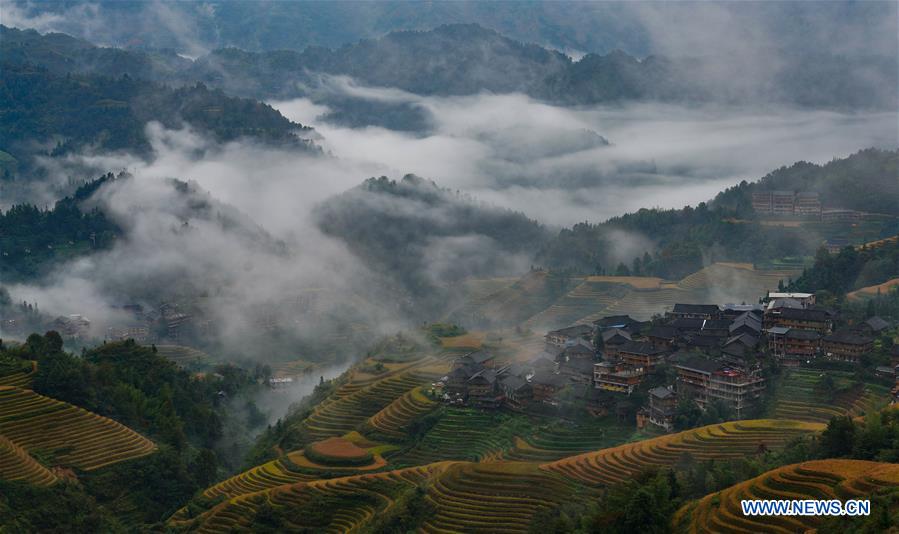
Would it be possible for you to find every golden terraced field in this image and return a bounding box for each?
[676,459,899,533]
[0,386,156,472]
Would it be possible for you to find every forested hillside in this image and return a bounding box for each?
[0,173,121,280]
[714,148,899,217]
[536,149,899,278]
[3,24,894,112]
[316,174,549,300]
[0,62,316,174]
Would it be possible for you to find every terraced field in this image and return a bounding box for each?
[299,359,447,443]
[676,263,799,294]
[154,344,213,368]
[597,287,704,320]
[676,459,899,533]
[0,386,156,471]
[0,360,36,388]
[503,420,635,462]
[201,454,324,501]
[172,462,454,533]
[0,434,58,486]
[421,462,576,533]
[771,368,889,423]
[365,386,439,440]
[394,408,525,466]
[523,280,625,329]
[542,419,822,487]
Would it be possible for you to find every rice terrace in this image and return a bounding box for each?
[1,1,898,532]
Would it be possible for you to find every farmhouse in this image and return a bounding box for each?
[617,341,668,371]
[466,369,503,409]
[767,327,821,365]
[764,306,833,334]
[600,328,632,360]
[674,355,765,418]
[594,361,644,394]
[559,358,596,385]
[729,311,763,337]
[766,292,815,307]
[531,372,569,404]
[646,325,679,349]
[668,304,721,320]
[822,329,874,363]
[859,316,890,335]
[593,315,644,334]
[498,374,532,409]
[647,386,677,431]
[545,324,594,348]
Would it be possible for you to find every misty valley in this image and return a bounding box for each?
[1,2,898,533]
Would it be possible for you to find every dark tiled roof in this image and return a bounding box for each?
[864,316,890,332]
[618,340,668,356]
[769,307,832,322]
[561,358,595,374]
[466,350,494,364]
[499,374,529,392]
[548,324,594,338]
[672,304,720,315]
[824,329,873,346]
[594,315,639,328]
[703,319,732,331]
[649,386,675,399]
[675,356,723,374]
[786,329,821,341]
[684,334,721,348]
[730,312,762,333]
[722,343,747,358]
[469,368,498,384]
[602,328,632,343]
[563,343,595,357]
[669,318,705,330]
[647,325,679,340]
[531,372,568,388]
[724,333,759,348]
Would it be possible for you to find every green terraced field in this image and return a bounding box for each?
[392,408,527,466]
[503,419,636,462]
[770,368,890,423]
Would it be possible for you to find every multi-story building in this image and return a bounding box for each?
[772,191,795,215]
[767,327,821,365]
[751,191,773,213]
[764,306,832,334]
[794,192,822,216]
[765,292,816,308]
[648,386,677,431]
[822,329,874,363]
[617,341,668,372]
[668,304,721,321]
[674,355,765,418]
[594,362,645,394]
[545,324,595,348]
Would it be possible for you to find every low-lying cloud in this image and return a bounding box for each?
[4,79,897,348]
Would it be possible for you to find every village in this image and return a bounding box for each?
[434,290,898,432]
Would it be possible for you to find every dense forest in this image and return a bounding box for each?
[536,149,899,278]
[316,174,549,301]
[713,148,899,217]
[0,61,316,174]
[0,333,268,528]
[790,241,899,296]
[0,173,121,280]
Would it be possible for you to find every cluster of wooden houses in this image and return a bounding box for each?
[438,291,895,432]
